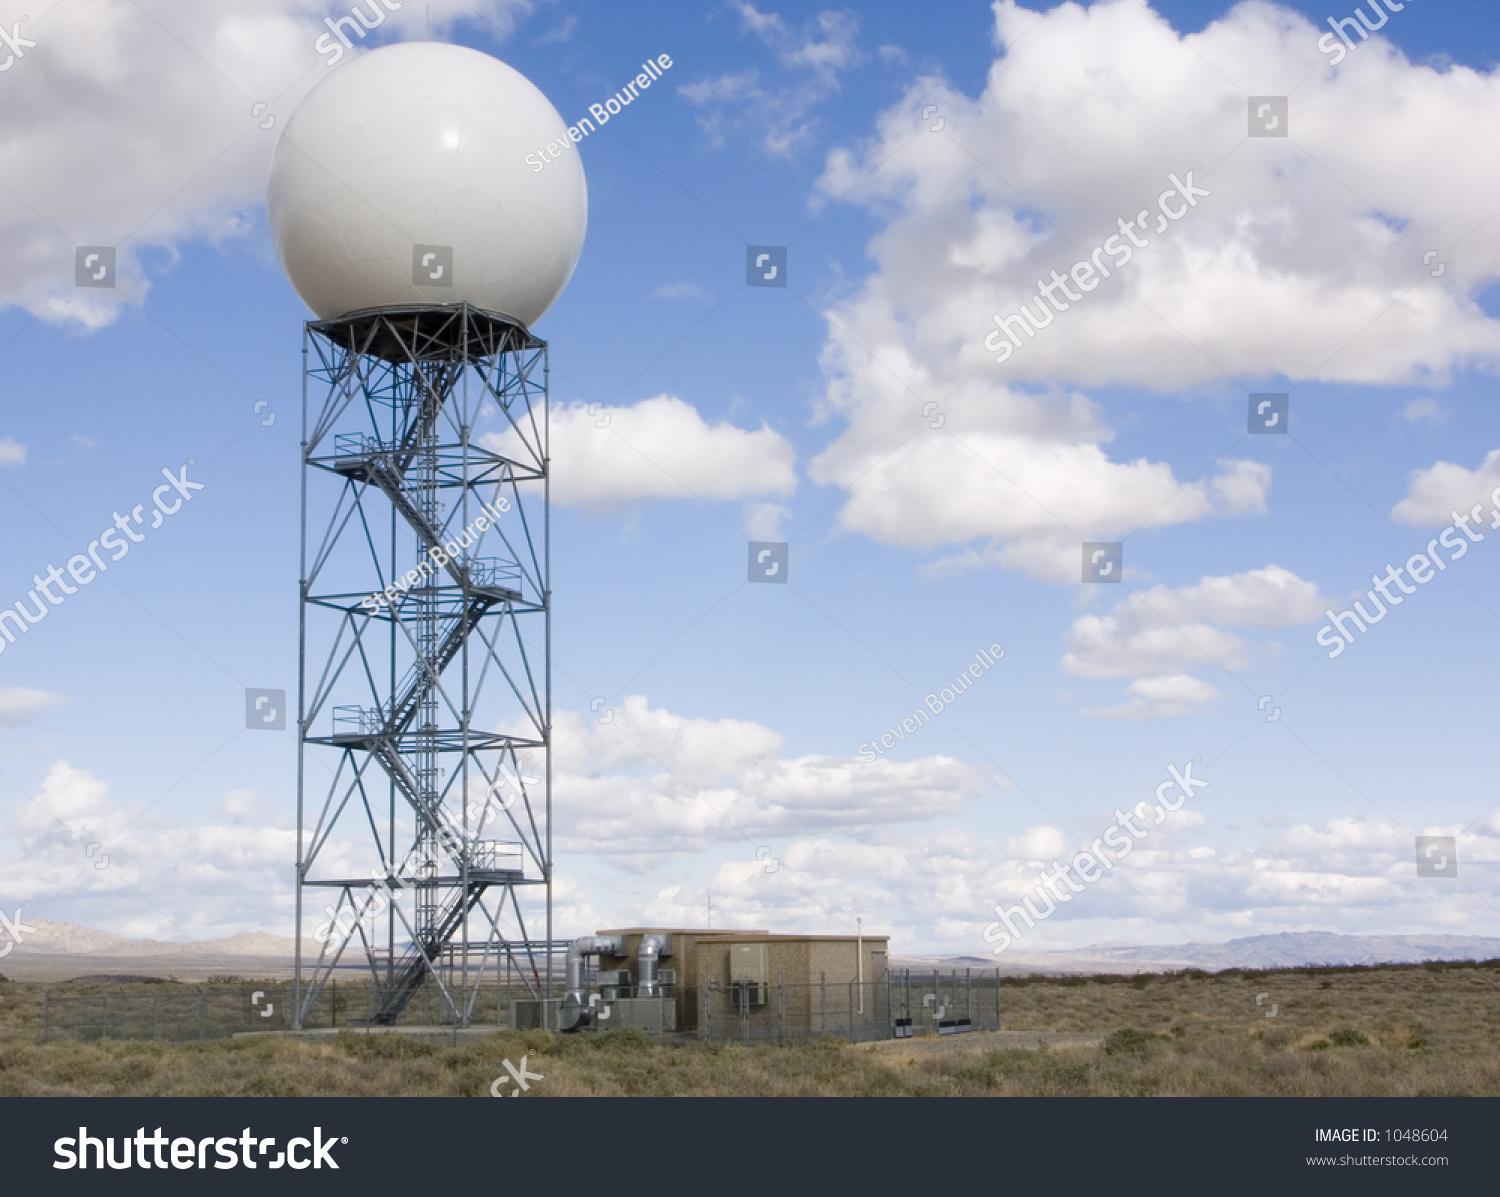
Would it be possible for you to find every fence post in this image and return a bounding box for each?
[199,990,207,1040]
[965,967,971,1027]
[42,990,49,1043]
[778,972,786,1045]
[847,981,853,1039]
[995,966,1002,1030]
[820,971,826,1035]
[700,983,710,1042]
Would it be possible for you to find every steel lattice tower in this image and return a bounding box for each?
[293,304,555,1028]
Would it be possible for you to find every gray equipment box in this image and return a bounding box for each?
[604,997,676,1033]
[510,999,562,1032]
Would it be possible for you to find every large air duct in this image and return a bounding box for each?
[636,934,670,997]
[561,934,624,1030]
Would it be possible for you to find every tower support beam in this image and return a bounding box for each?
[294,304,551,1028]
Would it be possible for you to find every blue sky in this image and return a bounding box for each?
[2,0,1499,956]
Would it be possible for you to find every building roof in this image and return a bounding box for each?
[597,927,764,936]
[597,927,888,943]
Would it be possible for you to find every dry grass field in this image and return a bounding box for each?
[1,960,1496,1097]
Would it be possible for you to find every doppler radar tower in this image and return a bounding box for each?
[266,41,586,1027]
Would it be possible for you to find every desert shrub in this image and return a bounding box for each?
[1330,1027,1369,1047]
[334,1030,439,1060]
[1104,1027,1157,1055]
[556,1026,653,1055]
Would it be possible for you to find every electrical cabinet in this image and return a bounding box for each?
[727,942,768,985]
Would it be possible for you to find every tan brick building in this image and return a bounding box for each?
[594,927,889,1037]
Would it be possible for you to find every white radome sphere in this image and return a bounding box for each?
[267,42,586,327]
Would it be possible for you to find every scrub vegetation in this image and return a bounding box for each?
[0,959,1495,1096]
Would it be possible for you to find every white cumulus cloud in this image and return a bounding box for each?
[548,695,987,867]
[0,0,532,329]
[1064,565,1329,718]
[680,3,864,157]
[0,688,68,726]
[1,761,294,940]
[489,394,797,510]
[804,0,1500,575]
[1392,448,1500,527]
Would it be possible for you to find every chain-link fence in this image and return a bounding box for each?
[692,968,1001,1044]
[38,967,574,1042]
[886,967,1002,1039]
[41,983,342,1043]
[38,967,1003,1045]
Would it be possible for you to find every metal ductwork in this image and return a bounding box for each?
[636,934,670,997]
[560,934,624,1031]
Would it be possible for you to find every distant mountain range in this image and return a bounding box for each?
[900,931,1500,974]
[7,919,295,958]
[9,922,1499,975]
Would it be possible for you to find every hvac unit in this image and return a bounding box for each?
[609,998,676,1033]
